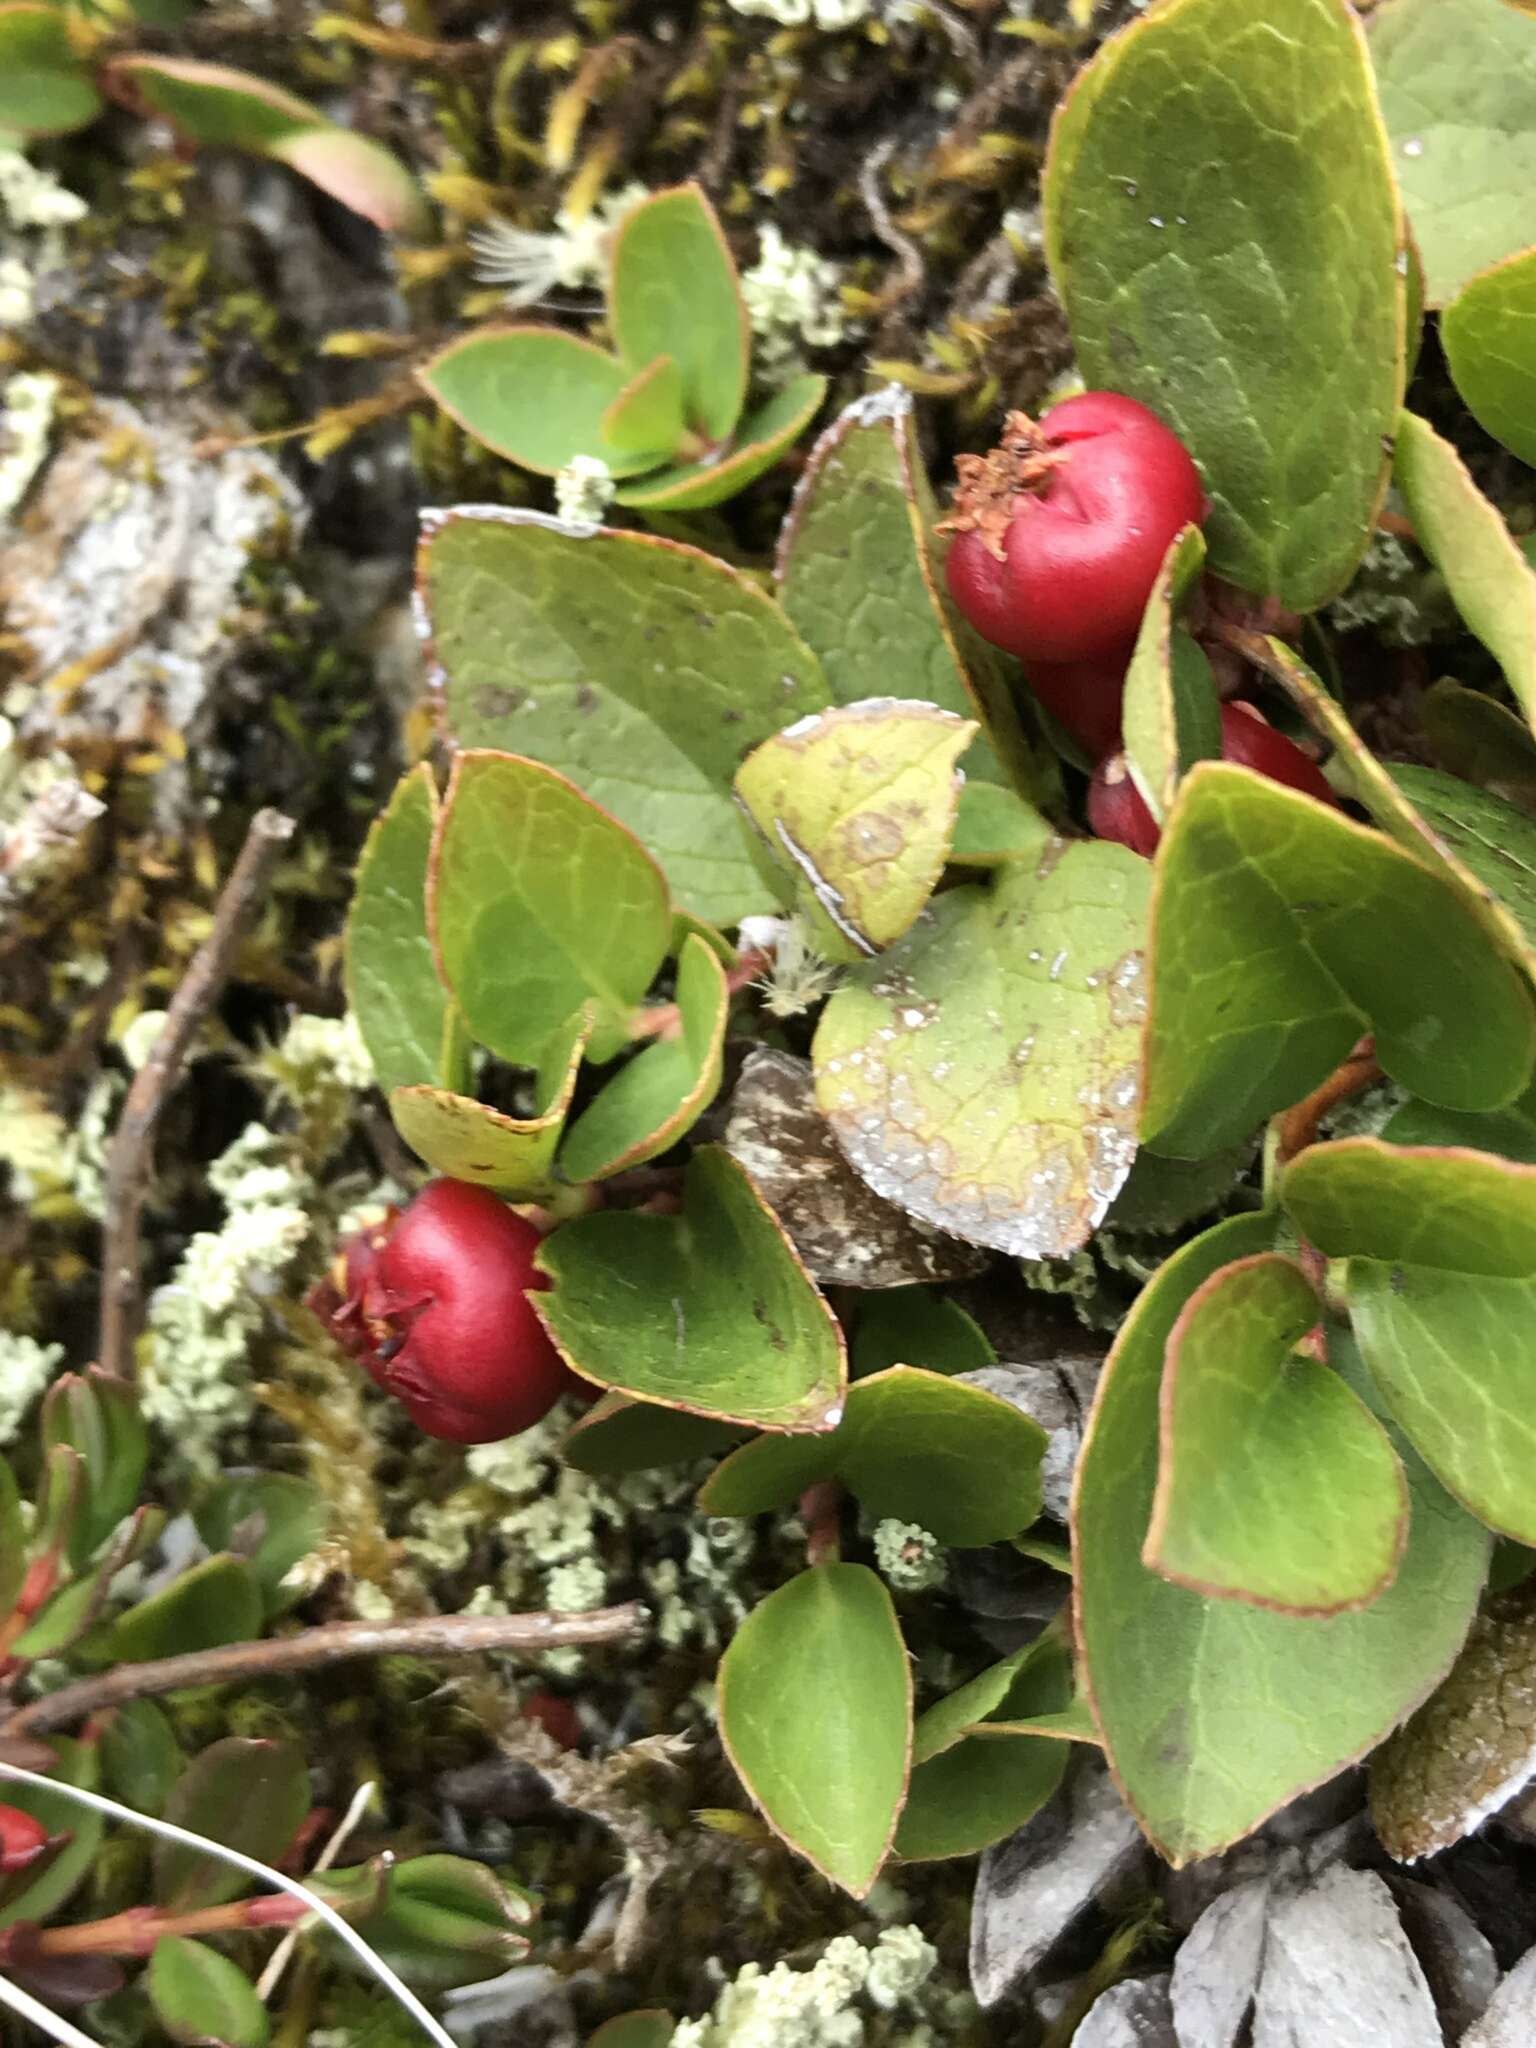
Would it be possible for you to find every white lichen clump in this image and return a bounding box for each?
[740,224,847,375]
[468,184,648,310]
[140,1124,313,1469]
[0,147,85,338]
[0,373,59,522]
[671,1928,937,2048]
[554,453,616,525]
[728,0,874,28]
[0,1334,63,1446]
[872,1518,946,1594]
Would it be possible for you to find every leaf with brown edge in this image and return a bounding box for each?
[1120,525,1218,825]
[1370,1577,1536,1861]
[390,1008,590,1198]
[612,375,827,511]
[719,1563,911,1896]
[534,1145,846,1431]
[346,765,461,1100]
[416,329,659,479]
[1146,1253,1408,1616]
[608,184,749,445]
[1073,1210,1488,1867]
[600,353,686,459]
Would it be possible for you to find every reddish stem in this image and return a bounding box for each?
[0,1890,310,1963]
[800,1480,844,1568]
[627,950,769,1042]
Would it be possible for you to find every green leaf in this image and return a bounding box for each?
[1381,1077,1536,1164]
[1141,762,1536,1156]
[1146,1253,1407,1613]
[1254,634,1536,981]
[1043,0,1403,609]
[1120,527,1217,826]
[192,1473,328,1618]
[735,700,975,962]
[559,935,728,1182]
[587,2018,675,2048]
[608,184,749,444]
[950,782,1053,866]
[346,766,459,1099]
[335,1855,531,1992]
[0,4,100,135]
[1394,409,1536,733]
[560,1392,746,1477]
[1074,1211,1489,1864]
[719,1563,910,1895]
[894,1631,1073,1862]
[1369,0,1536,306]
[149,1936,270,2048]
[101,1700,182,1819]
[813,835,1152,1256]
[155,1738,310,1911]
[775,386,1029,789]
[108,58,421,231]
[700,1365,1045,1545]
[535,1146,846,1429]
[391,1007,590,1198]
[850,1286,995,1380]
[1419,678,1536,812]
[420,510,830,924]
[107,1553,265,1666]
[429,751,671,1067]
[1443,248,1536,467]
[0,1737,103,1927]
[601,354,687,459]
[1283,1136,1536,1542]
[0,1457,23,1618]
[416,329,659,479]
[614,375,828,511]
[38,1369,146,1567]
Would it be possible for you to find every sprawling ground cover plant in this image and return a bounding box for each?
[330,0,1536,1914]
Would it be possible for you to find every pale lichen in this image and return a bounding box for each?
[872,1518,946,1594]
[740,225,847,376]
[0,372,58,517]
[553,453,616,525]
[0,1332,63,1445]
[670,1927,937,2048]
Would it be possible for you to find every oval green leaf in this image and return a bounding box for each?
[601,353,687,459]
[1142,761,1536,1156]
[0,5,100,136]
[154,1737,310,1911]
[1146,1253,1408,1614]
[701,1364,1045,1546]
[149,1936,270,2048]
[608,184,749,444]
[1044,0,1403,609]
[1443,247,1536,467]
[429,752,671,1068]
[534,1146,846,1431]
[107,1553,264,1666]
[417,329,658,479]
[613,374,828,511]
[346,765,459,1098]
[719,1563,911,1895]
[1074,1211,1489,1864]
[419,510,830,924]
[561,1392,746,1477]
[1120,526,1217,826]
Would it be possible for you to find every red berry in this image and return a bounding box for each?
[1217,699,1338,807]
[312,1180,574,1444]
[1088,703,1338,858]
[520,1689,583,1749]
[0,1803,52,1873]
[1087,753,1161,858]
[944,393,1207,665]
[1024,644,1135,759]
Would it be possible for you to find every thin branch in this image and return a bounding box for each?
[256,1779,377,2000]
[98,807,296,1380]
[1273,1039,1382,1171]
[3,1605,647,1736]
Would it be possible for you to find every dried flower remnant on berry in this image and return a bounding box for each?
[941,411,1069,561]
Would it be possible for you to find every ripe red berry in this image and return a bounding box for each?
[1023,644,1135,759]
[0,1803,52,1873]
[311,1180,574,1444]
[944,392,1207,665]
[1088,703,1338,858]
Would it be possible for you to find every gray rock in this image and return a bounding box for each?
[969,1758,1149,2008]
[1171,1877,1271,2048]
[1388,1875,1499,2040]
[1464,1941,1536,2048]
[956,1360,1096,1519]
[1252,1866,1441,2047]
[721,1048,987,1288]
[1075,1973,1177,2045]
[442,1964,577,2045]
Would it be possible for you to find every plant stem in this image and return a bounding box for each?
[800,1480,843,1568]
[5,1892,308,1963]
[98,807,296,1380]
[2,1605,647,1736]
[1272,1037,1381,1171]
